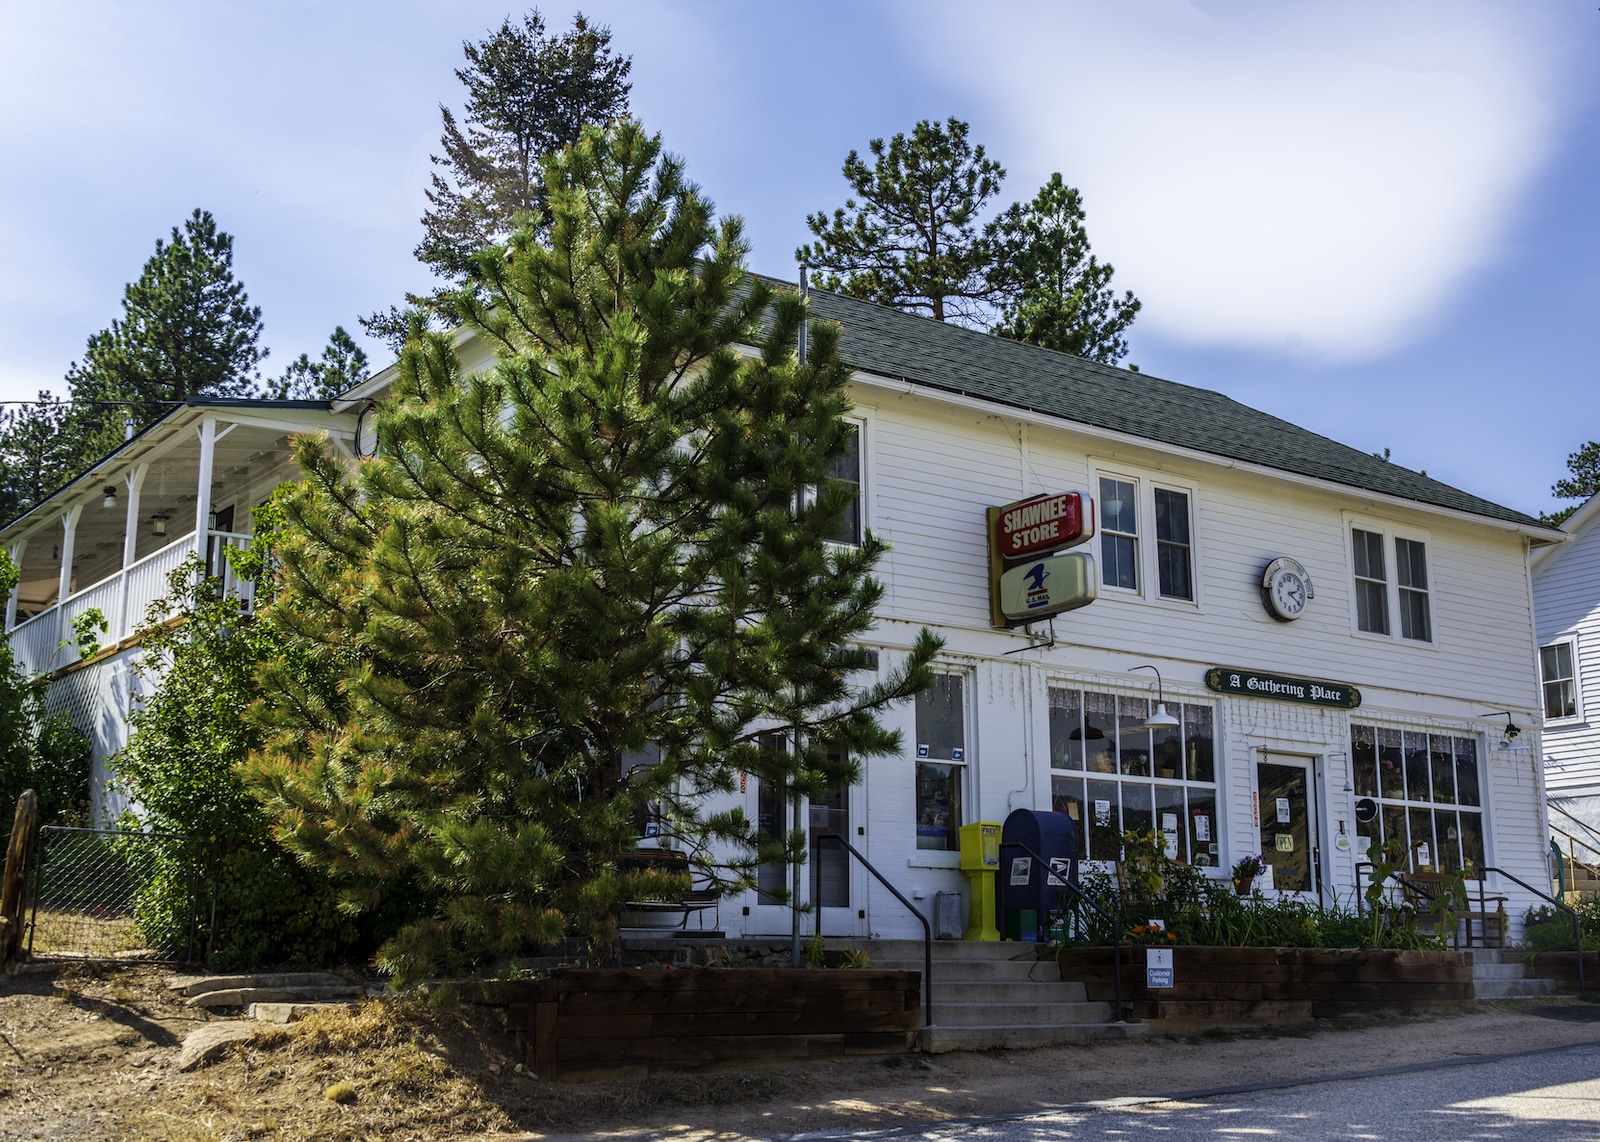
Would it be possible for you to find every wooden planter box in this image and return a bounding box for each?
[1527,951,1600,991]
[500,968,921,1082]
[1059,946,1474,1030]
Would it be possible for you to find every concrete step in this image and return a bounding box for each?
[1473,962,1536,980]
[933,1000,1114,1027]
[872,958,1062,982]
[902,980,1088,1005]
[1476,977,1561,999]
[920,1020,1147,1053]
[865,939,1053,962]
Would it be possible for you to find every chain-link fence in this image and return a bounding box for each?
[28,826,201,962]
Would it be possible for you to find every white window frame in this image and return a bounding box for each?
[817,415,869,549]
[1151,480,1200,607]
[1342,515,1437,650]
[910,666,973,863]
[1089,465,1203,609]
[1541,636,1582,724]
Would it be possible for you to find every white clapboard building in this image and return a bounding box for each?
[3,282,1565,938]
[1531,491,1600,889]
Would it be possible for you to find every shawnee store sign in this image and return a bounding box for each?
[987,490,1097,627]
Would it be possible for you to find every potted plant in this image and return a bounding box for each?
[1231,854,1265,895]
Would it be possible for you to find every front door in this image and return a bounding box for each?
[1256,756,1319,895]
[809,785,853,935]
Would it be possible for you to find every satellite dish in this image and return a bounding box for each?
[1354,797,1378,824]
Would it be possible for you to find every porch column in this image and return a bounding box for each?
[4,538,25,632]
[193,417,216,565]
[55,503,83,665]
[118,463,148,638]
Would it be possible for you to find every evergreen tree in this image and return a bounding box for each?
[363,10,632,348]
[1544,441,1600,526]
[0,394,76,522]
[988,173,1141,364]
[249,120,938,978]
[65,209,265,459]
[266,326,371,400]
[111,519,378,968]
[0,552,92,825]
[798,118,1006,326]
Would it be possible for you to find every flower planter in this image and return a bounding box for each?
[495,968,921,1082]
[1059,945,1474,1030]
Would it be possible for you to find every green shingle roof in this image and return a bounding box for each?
[777,279,1543,530]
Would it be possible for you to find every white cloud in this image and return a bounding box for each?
[902,0,1565,359]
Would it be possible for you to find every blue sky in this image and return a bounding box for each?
[1,1,1595,518]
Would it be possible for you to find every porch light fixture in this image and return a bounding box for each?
[150,513,168,537]
[102,485,117,509]
[1129,665,1181,731]
[1478,711,1531,752]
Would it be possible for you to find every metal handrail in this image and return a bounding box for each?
[1003,841,1125,1024]
[1480,865,1587,995]
[820,834,933,1029]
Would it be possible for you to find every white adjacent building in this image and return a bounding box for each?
[1531,491,1600,880]
[3,283,1565,938]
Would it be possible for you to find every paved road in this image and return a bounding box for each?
[793,1041,1600,1142]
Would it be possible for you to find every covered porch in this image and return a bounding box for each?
[3,400,355,676]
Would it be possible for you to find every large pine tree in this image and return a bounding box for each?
[65,208,265,459]
[249,120,937,977]
[363,10,631,347]
[798,118,1006,326]
[988,174,1141,364]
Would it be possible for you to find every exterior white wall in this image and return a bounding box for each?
[1533,506,1600,834]
[732,381,1552,942]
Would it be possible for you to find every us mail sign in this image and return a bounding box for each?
[994,491,1094,560]
[999,552,1097,620]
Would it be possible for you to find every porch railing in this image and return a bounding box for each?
[7,529,253,676]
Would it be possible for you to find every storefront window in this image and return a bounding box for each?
[915,673,966,850]
[1050,686,1218,866]
[1351,724,1484,874]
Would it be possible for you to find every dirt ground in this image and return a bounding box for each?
[1,964,1598,1141]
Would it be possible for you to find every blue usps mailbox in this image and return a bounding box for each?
[998,808,1079,942]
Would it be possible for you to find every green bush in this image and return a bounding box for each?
[113,519,417,969]
[1062,829,1435,951]
[1523,902,1600,955]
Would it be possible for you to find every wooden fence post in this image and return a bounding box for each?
[1,790,39,968]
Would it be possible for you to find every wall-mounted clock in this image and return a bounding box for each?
[1261,557,1315,622]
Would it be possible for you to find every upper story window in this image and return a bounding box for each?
[1351,524,1433,644]
[1542,640,1578,720]
[1154,488,1193,601]
[914,672,967,851]
[1352,528,1389,635]
[1099,477,1138,590]
[1395,538,1431,642]
[829,423,862,547]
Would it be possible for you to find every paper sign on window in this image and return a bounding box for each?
[1416,843,1431,868]
[1275,833,1294,853]
[1276,797,1291,824]
[1161,813,1178,832]
[1094,799,1111,825]
[1194,815,1211,842]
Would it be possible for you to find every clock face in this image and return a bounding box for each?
[1261,557,1314,622]
[1271,571,1307,618]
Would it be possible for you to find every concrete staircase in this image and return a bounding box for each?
[860,939,1147,1053]
[1472,948,1562,999]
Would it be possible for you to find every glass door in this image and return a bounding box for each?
[1257,756,1319,895]
[809,785,853,935]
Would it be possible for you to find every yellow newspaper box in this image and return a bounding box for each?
[958,822,1001,941]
